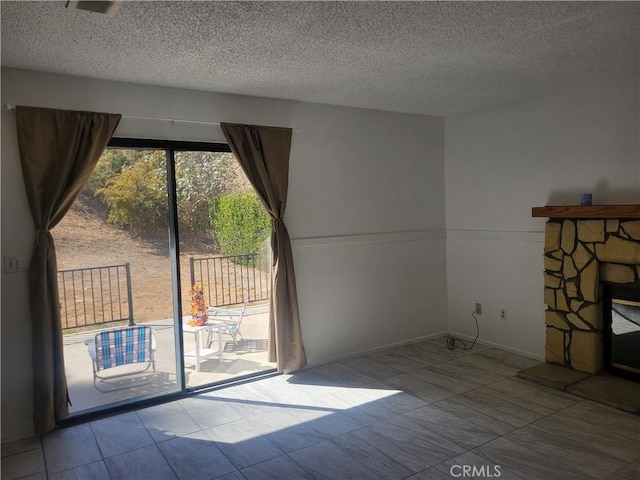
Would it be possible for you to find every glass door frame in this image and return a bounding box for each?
[109,137,233,395]
[60,137,237,426]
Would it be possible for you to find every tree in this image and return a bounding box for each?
[96,158,168,228]
[174,151,238,233]
[84,148,135,195]
[92,149,239,233]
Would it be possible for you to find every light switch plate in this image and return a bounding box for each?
[3,256,18,273]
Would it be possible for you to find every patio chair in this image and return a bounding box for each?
[206,294,249,347]
[85,325,156,392]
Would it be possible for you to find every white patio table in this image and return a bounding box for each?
[182,319,224,372]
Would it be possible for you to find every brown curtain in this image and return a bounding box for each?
[16,106,121,434]
[220,123,307,372]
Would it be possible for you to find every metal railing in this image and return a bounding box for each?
[189,254,270,307]
[58,263,134,331]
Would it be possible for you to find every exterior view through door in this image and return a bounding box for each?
[54,140,274,415]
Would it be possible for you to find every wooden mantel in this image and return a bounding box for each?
[531,204,640,219]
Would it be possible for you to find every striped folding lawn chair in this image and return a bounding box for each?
[85,325,156,392]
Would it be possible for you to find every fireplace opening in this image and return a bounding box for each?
[603,283,640,381]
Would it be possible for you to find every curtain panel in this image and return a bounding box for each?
[16,106,121,434]
[220,123,307,372]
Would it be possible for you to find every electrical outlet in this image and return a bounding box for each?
[500,308,507,321]
[475,303,482,315]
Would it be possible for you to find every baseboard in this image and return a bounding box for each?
[301,331,450,370]
[447,330,544,361]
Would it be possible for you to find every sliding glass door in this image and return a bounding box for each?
[56,147,180,413]
[55,139,274,416]
[175,150,274,389]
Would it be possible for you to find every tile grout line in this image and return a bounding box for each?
[86,421,113,480]
[134,410,180,480]
[38,435,48,480]
[415,373,576,449]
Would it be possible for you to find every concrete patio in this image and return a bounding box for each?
[63,306,274,414]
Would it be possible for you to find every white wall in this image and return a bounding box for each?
[0,68,446,441]
[445,75,640,358]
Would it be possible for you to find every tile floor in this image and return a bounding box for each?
[2,337,639,480]
[518,362,640,413]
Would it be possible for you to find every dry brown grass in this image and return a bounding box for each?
[54,197,265,328]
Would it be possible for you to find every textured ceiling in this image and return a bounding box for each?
[1,1,638,116]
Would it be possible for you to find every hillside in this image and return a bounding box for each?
[54,196,219,323]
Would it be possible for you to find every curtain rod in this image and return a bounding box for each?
[3,104,222,126]
[125,115,221,126]
[3,105,298,131]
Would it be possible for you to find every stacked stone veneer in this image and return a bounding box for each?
[544,219,640,374]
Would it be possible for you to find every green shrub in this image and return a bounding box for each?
[211,193,271,258]
[96,160,168,228]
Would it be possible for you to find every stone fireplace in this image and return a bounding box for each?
[538,211,640,374]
